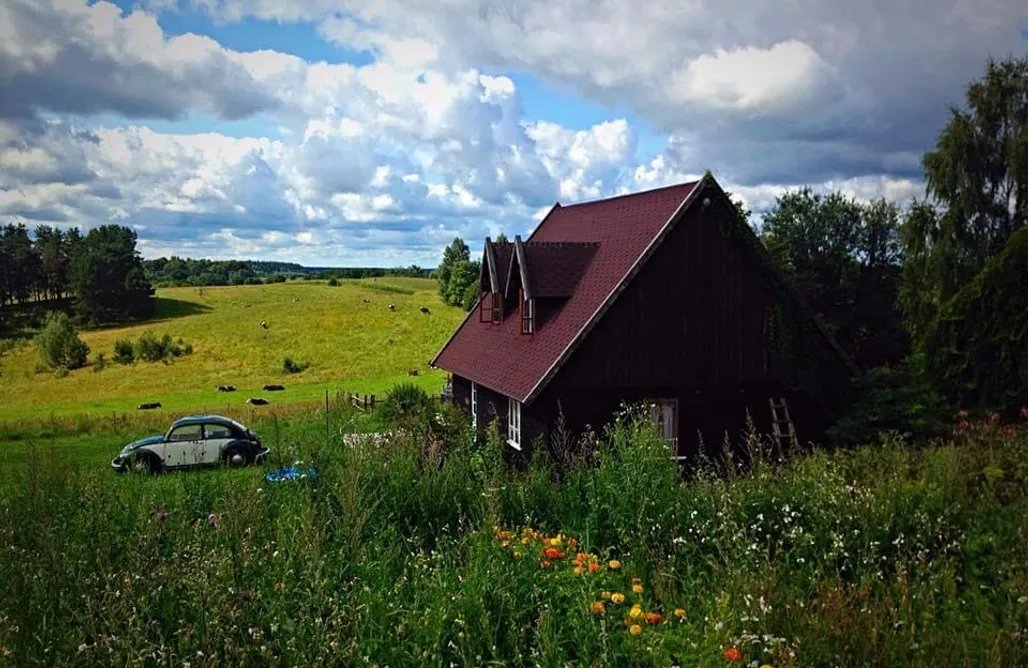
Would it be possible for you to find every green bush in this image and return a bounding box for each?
[134,331,193,363]
[52,365,69,379]
[35,311,89,370]
[327,277,339,286]
[112,339,135,364]
[92,353,106,373]
[283,357,310,374]
[381,382,435,424]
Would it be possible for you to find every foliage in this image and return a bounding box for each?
[826,355,950,446]
[282,357,310,374]
[357,281,414,295]
[436,237,481,310]
[134,331,192,363]
[760,188,907,369]
[51,365,69,379]
[380,382,435,425]
[112,339,135,365]
[143,257,309,287]
[902,56,1028,344]
[92,352,107,373]
[35,311,89,370]
[921,226,1028,417]
[69,225,154,321]
[327,277,338,286]
[3,409,1028,665]
[264,274,287,284]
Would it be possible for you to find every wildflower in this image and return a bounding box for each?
[549,535,563,547]
[629,605,643,619]
[629,624,642,635]
[723,647,742,661]
[760,665,773,668]
[544,547,562,559]
[608,559,621,570]
[632,583,644,594]
[207,513,217,527]
[273,582,284,591]
[539,560,551,569]
[644,612,662,624]
[674,608,686,618]
[589,601,605,615]
[154,510,169,521]
[610,593,625,604]
[588,562,600,573]
[600,591,612,600]
[573,567,584,576]
[513,551,523,560]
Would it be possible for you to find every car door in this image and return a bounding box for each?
[165,424,204,468]
[201,422,234,464]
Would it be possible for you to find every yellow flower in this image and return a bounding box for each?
[549,536,563,547]
[513,551,523,560]
[629,624,642,635]
[600,590,611,600]
[632,584,644,594]
[610,593,625,604]
[608,559,621,570]
[629,604,643,619]
[760,665,773,668]
[521,537,530,545]
[674,608,686,618]
[573,567,584,576]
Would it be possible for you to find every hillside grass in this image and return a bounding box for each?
[0,278,461,427]
[1,405,1027,666]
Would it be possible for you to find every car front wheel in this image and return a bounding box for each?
[223,445,252,468]
[132,451,162,475]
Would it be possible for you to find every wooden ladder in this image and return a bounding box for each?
[769,397,799,451]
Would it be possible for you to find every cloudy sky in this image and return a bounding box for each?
[1,0,1026,266]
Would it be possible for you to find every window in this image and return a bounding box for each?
[470,382,478,430]
[168,424,202,442]
[648,399,680,459]
[519,290,535,334]
[507,397,522,449]
[480,291,502,323]
[204,423,232,439]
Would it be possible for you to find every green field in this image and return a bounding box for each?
[0,278,463,426]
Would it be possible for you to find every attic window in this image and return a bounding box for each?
[519,290,535,334]
[480,291,501,323]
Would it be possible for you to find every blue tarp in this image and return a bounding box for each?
[265,464,318,483]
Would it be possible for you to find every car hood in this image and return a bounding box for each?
[120,435,164,456]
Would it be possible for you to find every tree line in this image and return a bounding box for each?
[144,258,433,287]
[0,223,154,324]
[436,56,1028,439]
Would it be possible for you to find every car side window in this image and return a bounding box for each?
[204,424,232,440]
[168,424,203,441]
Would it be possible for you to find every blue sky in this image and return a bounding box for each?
[1,0,1025,266]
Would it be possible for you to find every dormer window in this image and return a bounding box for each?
[480,291,501,323]
[519,290,535,334]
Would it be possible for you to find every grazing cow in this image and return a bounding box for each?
[263,384,286,391]
[407,369,419,377]
[363,299,372,304]
[388,304,395,311]
[420,307,430,314]
[260,320,268,329]
[292,298,299,303]
[217,385,237,392]
[137,402,162,410]
[247,397,269,406]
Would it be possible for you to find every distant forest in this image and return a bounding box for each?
[143,257,433,287]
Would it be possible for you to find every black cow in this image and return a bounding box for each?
[420,307,430,314]
[388,304,396,311]
[217,385,237,392]
[137,402,162,410]
[247,397,269,406]
[263,384,286,391]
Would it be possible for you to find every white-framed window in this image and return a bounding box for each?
[470,381,478,429]
[507,397,522,450]
[520,290,535,334]
[648,399,681,460]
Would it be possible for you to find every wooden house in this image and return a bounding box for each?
[430,173,857,459]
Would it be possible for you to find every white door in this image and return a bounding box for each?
[201,423,234,464]
[165,424,204,468]
[648,399,679,456]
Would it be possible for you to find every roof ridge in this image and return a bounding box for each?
[559,181,699,210]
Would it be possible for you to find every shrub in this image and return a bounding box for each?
[52,365,69,379]
[112,339,135,364]
[134,331,164,362]
[328,277,339,286]
[381,382,435,425]
[92,353,106,373]
[35,311,89,370]
[283,357,310,374]
[244,277,263,285]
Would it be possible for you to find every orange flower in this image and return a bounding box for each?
[723,647,742,662]
[608,559,621,570]
[588,562,600,573]
[674,608,686,618]
[632,583,644,594]
[539,560,551,569]
[644,612,662,624]
[629,624,642,636]
[589,601,605,615]
[543,547,562,559]
[273,582,285,591]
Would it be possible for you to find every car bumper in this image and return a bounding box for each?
[111,456,128,472]
[254,447,271,463]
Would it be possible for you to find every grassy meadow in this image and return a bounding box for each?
[0,277,463,427]
[1,403,1027,666]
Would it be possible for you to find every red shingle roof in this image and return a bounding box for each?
[432,181,700,404]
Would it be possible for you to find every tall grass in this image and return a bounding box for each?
[1,406,1027,666]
